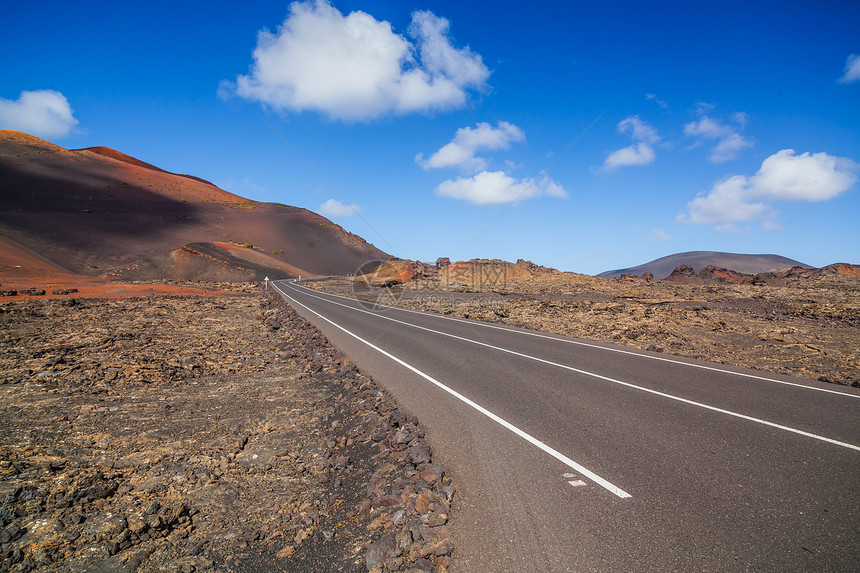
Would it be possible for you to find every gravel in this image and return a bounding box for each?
[0,289,454,572]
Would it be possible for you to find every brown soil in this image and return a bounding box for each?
[0,287,454,572]
[0,239,248,300]
[309,264,860,387]
[104,243,310,284]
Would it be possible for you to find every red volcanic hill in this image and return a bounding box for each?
[0,130,388,281]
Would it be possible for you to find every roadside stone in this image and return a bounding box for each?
[423,510,448,527]
[418,525,451,543]
[419,465,442,485]
[406,445,431,465]
[408,557,436,571]
[242,527,258,543]
[366,532,397,570]
[0,289,456,573]
[4,522,24,542]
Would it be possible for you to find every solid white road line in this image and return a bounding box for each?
[281,282,860,452]
[273,282,633,499]
[293,283,859,399]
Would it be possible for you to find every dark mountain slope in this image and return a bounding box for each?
[0,130,388,278]
[598,251,810,279]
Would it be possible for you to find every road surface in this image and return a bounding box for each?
[272,280,859,572]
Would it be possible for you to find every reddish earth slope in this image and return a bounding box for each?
[0,130,388,278]
[105,242,314,282]
[0,236,240,299]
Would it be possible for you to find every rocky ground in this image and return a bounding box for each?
[308,266,860,387]
[0,289,454,572]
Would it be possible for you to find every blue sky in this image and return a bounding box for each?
[2,0,858,274]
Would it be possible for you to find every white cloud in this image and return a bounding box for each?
[318,198,359,218]
[711,133,753,163]
[0,89,78,138]
[751,149,858,201]
[417,121,524,172]
[838,53,860,83]
[618,116,659,144]
[679,175,771,227]
[602,116,659,170]
[684,116,731,139]
[434,170,567,205]
[226,0,489,121]
[604,143,656,169]
[678,149,858,229]
[684,111,752,162]
[731,111,749,129]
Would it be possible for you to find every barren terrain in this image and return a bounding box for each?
[0,130,387,280]
[2,126,857,571]
[0,289,454,573]
[308,260,860,387]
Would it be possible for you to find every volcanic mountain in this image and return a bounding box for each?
[597,251,812,279]
[0,130,388,281]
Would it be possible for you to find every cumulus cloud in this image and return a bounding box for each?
[604,143,656,170]
[684,111,752,162]
[416,121,524,172]
[0,90,78,138]
[602,116,659,170]
[678,149,858,229]
[752,149,858,201]
[318,198,359,218]
[434,171,567,206]
[680,175,771,229]
[225,0,489,121]
[838,54,860,83]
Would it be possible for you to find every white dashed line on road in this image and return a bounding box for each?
[274,281,634,499]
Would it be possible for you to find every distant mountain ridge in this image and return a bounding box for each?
[0,130,389,280]
[598,251,811,279]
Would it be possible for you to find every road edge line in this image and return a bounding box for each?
[273,282,633,499]
[292,283,858,399]
[284,283,860,453]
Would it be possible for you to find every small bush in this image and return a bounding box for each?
[244,243,253,248]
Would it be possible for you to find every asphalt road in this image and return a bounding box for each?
[272,280,860,572]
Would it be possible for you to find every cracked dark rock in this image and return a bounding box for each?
[0,289,455,572]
